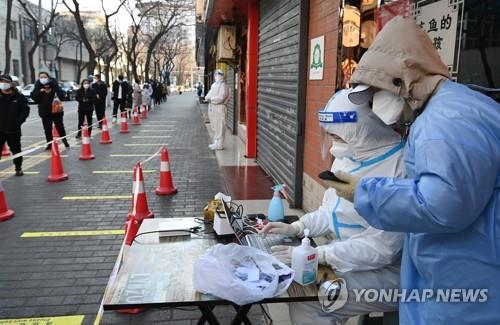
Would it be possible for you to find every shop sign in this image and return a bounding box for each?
[310,36,325,80]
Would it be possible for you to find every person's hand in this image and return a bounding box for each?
[271,245,293,264]
[260,222,302,236]
[323,171,360,202]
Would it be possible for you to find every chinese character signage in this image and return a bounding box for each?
[310,36,325,80]
[414,0,463,72]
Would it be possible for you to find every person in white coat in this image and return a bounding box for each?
[141,84,153,111]
[205,69,230,150]
[261,88,405,324]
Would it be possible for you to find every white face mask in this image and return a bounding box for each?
[83,84,90,89]
[329,141,354,159]
[214,75,222,82]
[372,90,406,125]
[0,83,11,90]
[40,78,49,85]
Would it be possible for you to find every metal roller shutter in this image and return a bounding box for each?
[225,66,235,133]
[257,0,308,207]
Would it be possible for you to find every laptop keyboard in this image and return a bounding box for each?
[246,233,297,254]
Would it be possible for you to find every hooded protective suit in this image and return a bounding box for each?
[205,70,230,150]
[350,17,500,324]
[288,88,405,324]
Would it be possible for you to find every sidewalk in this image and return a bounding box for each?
[0,94,263,324]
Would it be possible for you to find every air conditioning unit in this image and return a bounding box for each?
[216,25,236,61]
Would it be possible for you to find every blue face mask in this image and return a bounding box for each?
[0,82,11,91]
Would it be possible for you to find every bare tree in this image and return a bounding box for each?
[51,15,81,79]
[101,0,126,84]
[3,0,14,74]
[18,0,59,83]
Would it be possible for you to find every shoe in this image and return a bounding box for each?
[15,169,24,176]
[75,134,81,139]
[62,139,70,148]
[208,144,215,150]
[45,144,52,151]
[112,117,117,124]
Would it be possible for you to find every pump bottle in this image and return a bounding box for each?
[291,229,318,286]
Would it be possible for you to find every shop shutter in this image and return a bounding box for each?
[225,66,235,133]
[257,0,306,207]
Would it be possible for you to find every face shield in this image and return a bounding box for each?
[318,108,358,160]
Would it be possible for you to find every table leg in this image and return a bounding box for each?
[231,304,252,325]
[198,305,219,325]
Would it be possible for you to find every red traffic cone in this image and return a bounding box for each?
[155,147,177,195]
[0,181,15,222]
[120,111,129,133]
[47,140,68,182]
[1,144,11,157]
[79,125,95,160]
[52,124,60,138]
[128,162,154,221]
[132,106,141,125]
[100,117,112,144]
[141,105,148,119]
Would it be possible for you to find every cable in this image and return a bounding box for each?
[132,227,202,244]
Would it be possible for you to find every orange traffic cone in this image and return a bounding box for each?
[1,144,11,157]
[0,181,15,222]
[120,111,129,133]
[52,124,60,137]
[132,106,141,125]
[127,162,154,221]
[141,105,148,119]
[155,147,177,195]
[79,125,95,160]
[100,117,112,144]
[47,140,68,182]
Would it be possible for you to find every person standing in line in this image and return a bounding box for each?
[141,83,153,111]
[0,75,30,176]
[111,75,131,123]
[92,74,107,128]
[75,79,96,138]
[132,79,142,113]
[30,71,69,150]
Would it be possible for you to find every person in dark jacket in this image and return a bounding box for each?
[30,72,69,149]
[75,79,97,138]
[111,75,132,123]
[91,74,108,128]
[0,75,30,176]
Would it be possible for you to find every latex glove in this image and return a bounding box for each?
[271,245,293,265]
[323,171,361,203]
[260,221,304,236]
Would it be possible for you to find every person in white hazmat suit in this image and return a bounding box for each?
[261,88,405,324]
[205,69,230,150]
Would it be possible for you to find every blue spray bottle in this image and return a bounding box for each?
[268,184,287,222]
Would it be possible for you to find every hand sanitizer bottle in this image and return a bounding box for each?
[291,229,318,286]
[268,184,286,222]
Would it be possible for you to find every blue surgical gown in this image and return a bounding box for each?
[355,80,500,324]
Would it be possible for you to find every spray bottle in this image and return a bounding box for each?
[291,229,318,286]
[268,184,287,222]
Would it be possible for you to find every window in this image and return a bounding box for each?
[10,21,17,40]
[23,18,34,41]
[13,60,20,77]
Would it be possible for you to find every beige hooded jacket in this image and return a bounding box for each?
[351,16,451,110]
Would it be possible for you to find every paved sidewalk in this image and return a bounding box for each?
[0,94,265,324]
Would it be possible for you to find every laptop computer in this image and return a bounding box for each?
[221,199,302,254]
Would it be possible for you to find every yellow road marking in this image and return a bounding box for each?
[0,171,39,175]
[92,170,156,174]
[132,136,171,138]
[25,154,69,158]
[0,315,85,325]
[110,154,157,157]
[21,230,124,238]
[123,144,169,146]
[62,195,129,200]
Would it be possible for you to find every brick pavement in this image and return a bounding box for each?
[0,94,264,324]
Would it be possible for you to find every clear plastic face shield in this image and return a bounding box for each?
[214,70,224,82]
[318,110,358,159]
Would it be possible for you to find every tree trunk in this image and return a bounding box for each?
[28,47,36,83]
[4,0,13,74]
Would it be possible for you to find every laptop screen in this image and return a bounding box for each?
[220,199,247,244]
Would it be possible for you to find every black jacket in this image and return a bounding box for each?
[112,80,132,103]
[30,78,65,117]
[92,81,108,103]
[0,89,30,134]
[75,88,97,111]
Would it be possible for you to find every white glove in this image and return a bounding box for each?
[260,221,304,236]
[323,171,361,203]
[271,245,293,265]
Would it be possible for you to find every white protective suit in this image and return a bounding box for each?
[205,70,230,150]
[289,88,405,324]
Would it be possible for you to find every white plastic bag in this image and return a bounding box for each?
[193,243,294,305]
